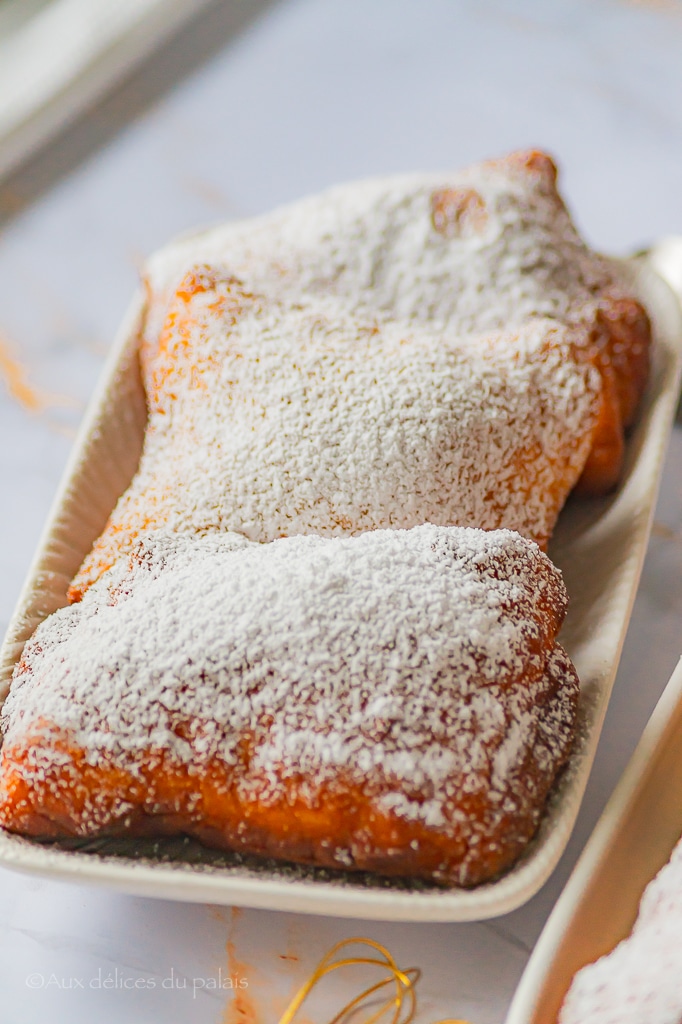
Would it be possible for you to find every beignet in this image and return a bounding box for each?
[1,525,578,887]
[69,149,651,598]
[70,272,601,599]
[143,148,650,482]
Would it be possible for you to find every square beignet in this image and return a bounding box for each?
[1,525,578,886]
[70,149,652,600]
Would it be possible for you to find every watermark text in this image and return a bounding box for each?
[25,967,248,999]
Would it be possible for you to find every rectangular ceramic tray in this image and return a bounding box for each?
[0,243,680,922]
[506,653,682,1023]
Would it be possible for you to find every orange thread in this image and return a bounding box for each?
[0,331,78,418]
[223,908,260,1024]
[0,333,42,411]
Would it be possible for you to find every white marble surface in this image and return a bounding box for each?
[0,1,681,1021]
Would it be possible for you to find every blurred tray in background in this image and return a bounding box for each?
[0,0,215,181]
[506,655,682,1023]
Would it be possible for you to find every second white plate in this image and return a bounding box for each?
[506,653,682,1023]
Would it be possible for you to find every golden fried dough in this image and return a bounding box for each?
[2,526,578,886]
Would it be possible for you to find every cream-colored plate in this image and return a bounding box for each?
[506,654,682,1023]
[0,244,680,922]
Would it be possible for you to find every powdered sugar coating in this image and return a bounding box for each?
[2,526,578,883]
[560,838,682,1023]
[69,149,652,597]
[71,268,600,596]
[144,153,627,343]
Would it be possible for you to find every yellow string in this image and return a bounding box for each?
[276,937,472,1024]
